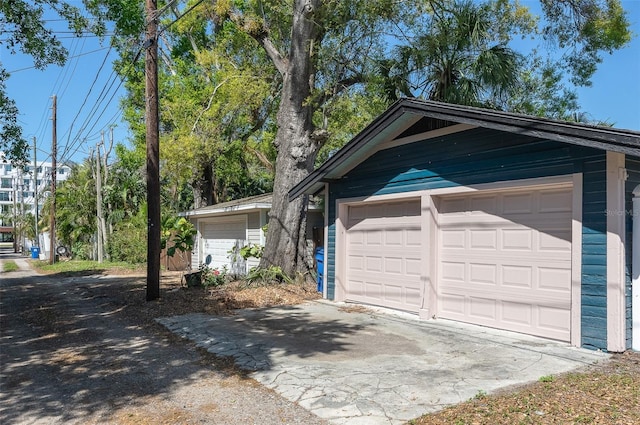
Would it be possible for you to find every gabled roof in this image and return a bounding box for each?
[182,193,274,218]
[182,192,322,218]
[289,98,640,199]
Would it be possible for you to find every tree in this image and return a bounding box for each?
[44,161,97,258]
[199,0,401,277]
[539,0,631,86]
[0,0,93,164]
[87,0,632,277]
[381,1,525,106]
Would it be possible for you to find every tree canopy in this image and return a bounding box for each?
[17,0,635,274]
[0,0,95,164]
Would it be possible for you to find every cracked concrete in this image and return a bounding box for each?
[157,301,607,425]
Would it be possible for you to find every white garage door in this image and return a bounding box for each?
[202,217,247,275]
[437,186,572,341]
[345,199,422,312]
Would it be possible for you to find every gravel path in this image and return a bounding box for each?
[0,257,326,424]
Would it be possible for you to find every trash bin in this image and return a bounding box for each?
[30,246,40,259]
[314,247,324,293]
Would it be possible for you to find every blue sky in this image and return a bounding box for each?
[3,1,640,165]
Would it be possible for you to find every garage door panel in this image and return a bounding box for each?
[503,192,534,214]
[469,297,498,320]
[469,195,498,213]
[469,263,498,285]
[441,279,570,304]
[539,190,573,212]
[502,265,532,288]
[438,186,572,341]
[502,229,533,250]
[539,230,571,252]
[441,261,465,281]
[441,230,465,248]
[538,307,571,332]
[502,302,532,325]
[538,267,571,292]
[345,199,423,313]
[440,293,466,315]
[366,256,383,273]
[469,229,498,249]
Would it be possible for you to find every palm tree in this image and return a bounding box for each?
[382,0,521,107]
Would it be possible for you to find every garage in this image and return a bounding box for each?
[345,199,423,312]
[291,98,639,351]
[436,186,573,341]
[202,216,247,275]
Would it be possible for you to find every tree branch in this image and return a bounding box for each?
[224,10,288,75]
[191,80,227,133]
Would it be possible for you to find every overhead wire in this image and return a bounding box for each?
[58,45,114,161]
[23,1,206,167]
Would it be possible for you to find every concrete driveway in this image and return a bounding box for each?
[158,301,607,425]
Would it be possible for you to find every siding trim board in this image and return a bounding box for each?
[572,173,584,347]
[606,152,627,352]
[625,157,640,350]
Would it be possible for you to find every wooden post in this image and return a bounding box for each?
[49,95,57,264]
[145,0,161,301]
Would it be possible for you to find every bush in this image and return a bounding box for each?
[71,241,92,260]
[108,222,147,263]
[246,265,293,285]
[200,264,228,288]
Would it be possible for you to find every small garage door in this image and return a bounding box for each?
[437,186,572,341]
[345,199,422,312]
[202,217,247,275]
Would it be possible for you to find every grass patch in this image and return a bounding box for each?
[32,259,144,276]
[3,260,19,272]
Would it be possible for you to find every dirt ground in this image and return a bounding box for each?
[2,263,640,425]
[0,266,326,425]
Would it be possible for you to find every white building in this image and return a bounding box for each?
[0,153,72,246]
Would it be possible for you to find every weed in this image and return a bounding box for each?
[3,260,19,272]
[474,389,487,399]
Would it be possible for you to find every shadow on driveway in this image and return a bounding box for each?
[158,302,608,425]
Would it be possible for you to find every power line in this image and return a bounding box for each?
[7,46,111,73]
[58,45,114,159]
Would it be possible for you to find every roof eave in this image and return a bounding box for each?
[289,99,640,200]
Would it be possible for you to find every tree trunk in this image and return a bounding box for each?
[259,0,321,277]
[191,162,214,208]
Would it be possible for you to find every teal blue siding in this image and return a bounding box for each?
[327,198,337,300]
[625,157,640,349]
[580,157,608,350]
[326,127,609,349]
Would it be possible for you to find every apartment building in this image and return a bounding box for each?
[0,155,72,243]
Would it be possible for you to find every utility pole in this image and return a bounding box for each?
[12,178,17,253]
[95,134,104,263]
[145,0,161,301]
[33,137,39,250]
[49,95,57,264]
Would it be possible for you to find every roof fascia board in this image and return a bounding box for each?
[289,103,421,200]
[404,100,640,151]
[184,203,271,218]
[182,201,324,218]
[289,98,640,199]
